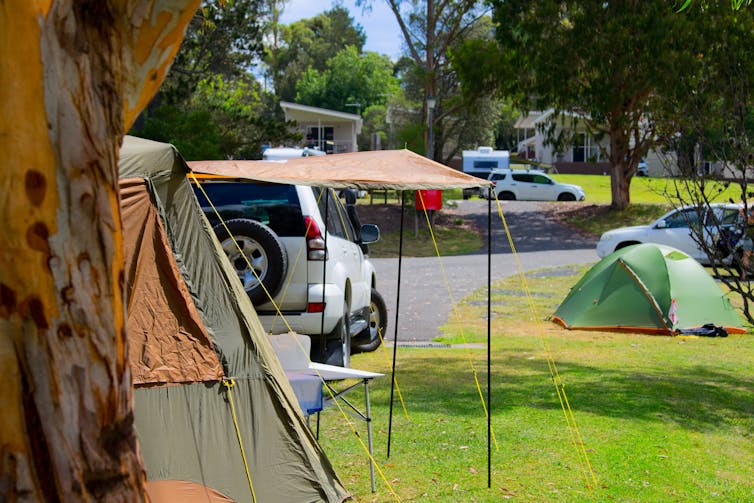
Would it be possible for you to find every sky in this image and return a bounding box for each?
[278,0,404,60]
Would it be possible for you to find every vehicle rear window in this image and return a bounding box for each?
[193,181,306,236]
[511,173,534,183]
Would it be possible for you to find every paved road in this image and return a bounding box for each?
[371,200,599,343]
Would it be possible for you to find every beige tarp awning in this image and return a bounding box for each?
[188,149,491,190]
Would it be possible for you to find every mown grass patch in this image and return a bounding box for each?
[367,208,483,257]
[321,265,754,502]
[551,174,744,205]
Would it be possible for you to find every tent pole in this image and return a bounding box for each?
[487,190,492,489]
[387,192,406,458]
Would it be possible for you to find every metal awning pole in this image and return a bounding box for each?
[487,190,492,489]
[386,193,405,458]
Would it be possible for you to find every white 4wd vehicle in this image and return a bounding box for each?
[493,170,586,201]
[193,180,384,367]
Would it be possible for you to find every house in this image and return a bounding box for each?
[514,110,665,176]
[280,101,363,154]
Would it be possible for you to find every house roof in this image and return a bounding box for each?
[280,101,363,132]
[514,110,553,129]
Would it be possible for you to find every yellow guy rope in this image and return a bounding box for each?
[221,379,258,503]
[492,195,599,489]
[332,188,411,420]
[189,172,296,334]
[377,323,410,420]
[267,188,329,332]
[189,175,402,500]
[416,191,499,449]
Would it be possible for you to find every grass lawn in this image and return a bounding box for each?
[365,174,746,257]
[550,173,744,206]
[320,265,754,502]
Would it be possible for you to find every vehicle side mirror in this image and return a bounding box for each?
[655,219,667,229]
[360,224,380,244]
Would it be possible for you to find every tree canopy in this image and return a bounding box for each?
[474,0,712,209]
[295,46,399,113]
[131,0,299,159]
[265,6,366,102]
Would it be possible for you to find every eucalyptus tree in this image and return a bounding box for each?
[1,1,200,499]
[358,0,490,160]
[478,0,705,209]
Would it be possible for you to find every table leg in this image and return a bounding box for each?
[364,379,376,493]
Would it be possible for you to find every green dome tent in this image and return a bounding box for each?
[552,243,745,335]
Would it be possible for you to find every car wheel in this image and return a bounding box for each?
[324,299,351,367]
[557,192,577,201]
[212,218,288,306]
[499,191,516,201]
[353,289,387,354]
[615,241,640,251]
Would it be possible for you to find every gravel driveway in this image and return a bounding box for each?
[370,200,599,344]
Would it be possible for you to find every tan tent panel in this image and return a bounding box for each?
[121,178,223,385]
[119,136,349,502]
[146,480,234,503]
[188,148,491,190]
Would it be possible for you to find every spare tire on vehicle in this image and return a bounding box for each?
[212,218,288,306]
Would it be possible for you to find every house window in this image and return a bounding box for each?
[306,126,334,153]
[572,133,600,162]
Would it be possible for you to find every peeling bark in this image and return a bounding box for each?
[1,1,199,500]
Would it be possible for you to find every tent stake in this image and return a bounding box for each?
[387,193,406,458]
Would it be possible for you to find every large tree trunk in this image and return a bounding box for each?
[0,1,198,500]
[609,162,632,210]
[609,125,632,210]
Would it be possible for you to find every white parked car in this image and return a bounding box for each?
[493,170,586,201]
[596,203,742,264]
[193,180,383,367]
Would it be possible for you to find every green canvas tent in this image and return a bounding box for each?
[119,136,349,502]
[552,243,745,335]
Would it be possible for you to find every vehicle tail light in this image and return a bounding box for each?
[304,216,327,260]
[307,302,325,313]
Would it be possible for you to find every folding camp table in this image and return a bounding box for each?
[268,333,384,493]
[308,362,384,493]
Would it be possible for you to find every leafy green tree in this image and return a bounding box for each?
[135,76,300,159]
[295,46,399,112]
[482,0,707,209]
[359,0,487,161]
[138,105,224,159]
[132,0,298,159]
[162,0,266,104]
[359,104,388,150]
[265,6,366,101]
[651,2,754,321]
